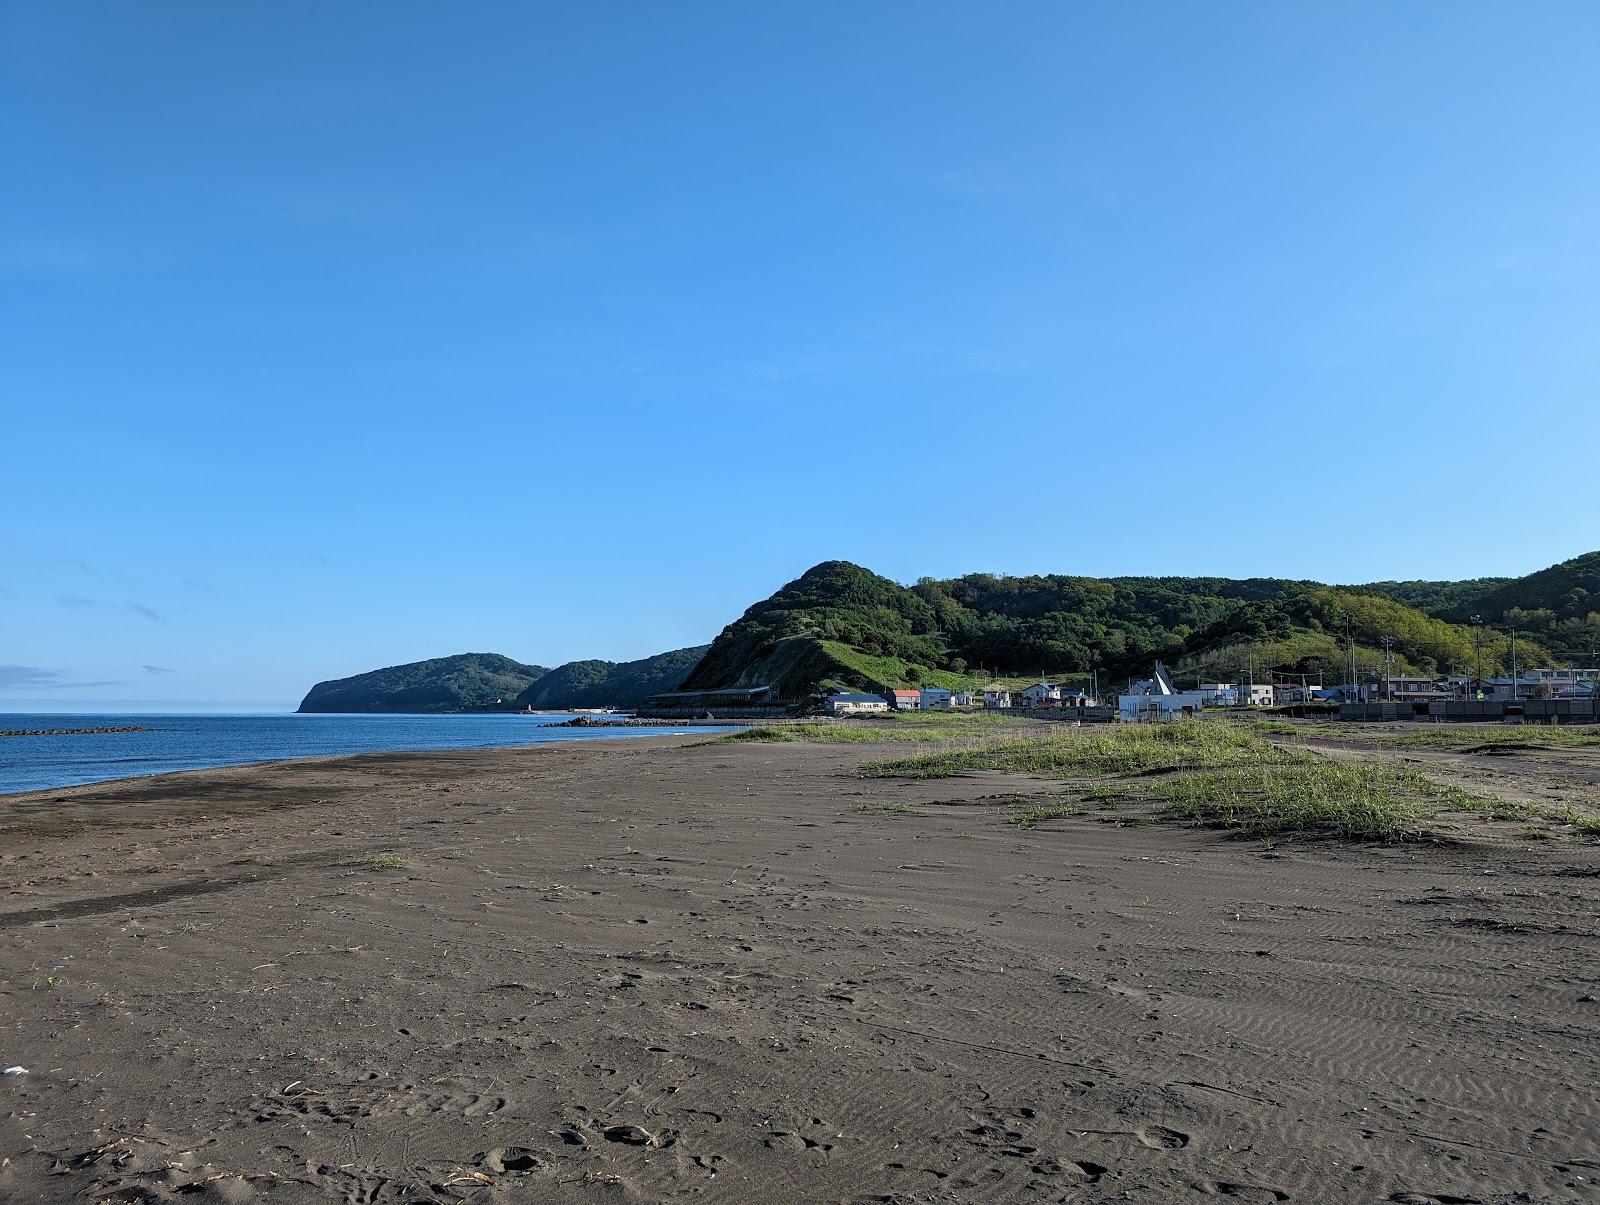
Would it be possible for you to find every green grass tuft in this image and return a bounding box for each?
[1008,800,1083,828]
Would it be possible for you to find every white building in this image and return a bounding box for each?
[1239,683,1274,707]
[1522,668,1600,697]
[1478,675,1597,702]
[1018,682,1062,708]
[1198,682,1237,707]
[951,691,975,708]
[982,686,1012,709]
[823,693,890,715]
[920,688,953,710]
[1118,663,1206,721]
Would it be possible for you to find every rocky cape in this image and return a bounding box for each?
[296,647,708,713]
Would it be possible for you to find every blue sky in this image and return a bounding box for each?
[4,2,1598,710]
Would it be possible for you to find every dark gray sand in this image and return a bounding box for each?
[1,735,1596,1203]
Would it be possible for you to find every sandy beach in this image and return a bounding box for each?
[2,732,1597,1204]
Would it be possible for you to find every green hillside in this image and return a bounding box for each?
[1441,551,1600,663]
[515,645,708,709]
[678,561,947,697]
[682,561,1553,700]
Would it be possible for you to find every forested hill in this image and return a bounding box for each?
[1439,551,1600,662]
[298,653,548,713]
[513,646,709,710]
[297,646,706,713]
[1349,578,1514,615]
[680,560,1555,699]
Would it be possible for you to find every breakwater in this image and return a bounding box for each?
[1,726,153,737]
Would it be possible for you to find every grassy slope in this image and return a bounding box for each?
[816,642,1089,694]
[724,634,1089,698]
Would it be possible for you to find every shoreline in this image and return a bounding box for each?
[2,735,1595,1203]
[0,719,729,800]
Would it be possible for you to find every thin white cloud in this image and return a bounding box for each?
[56,595,167,623]
[0,665,121,689]
[0,232,178,274]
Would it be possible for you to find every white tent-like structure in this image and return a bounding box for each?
[1118,661,1206,721]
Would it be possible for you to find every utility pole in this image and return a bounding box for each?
[1343,613,1356,697]
[1380,635,1395,699]
[1471,615,1483,697]
[1509,625,1519,701]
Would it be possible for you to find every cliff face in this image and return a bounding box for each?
[296,646,709,713]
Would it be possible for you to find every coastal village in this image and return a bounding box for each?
[823,662,1600,721]
[641,661,1600,724]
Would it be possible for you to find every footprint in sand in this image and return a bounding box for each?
[1030,1156,1109,1182]
[1135,1124,1189,1149]
[1075,1121,1192,1151]
[1193,1180,1289,1202]
[763,1130,833,1154]
[478,1146,544,1173]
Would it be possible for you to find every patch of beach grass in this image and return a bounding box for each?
[1232,716,1300,736]
[721,713,1015,745]
[362,853,412,870]
[1151,761,1514,841]
[857,720,1547,843]
[1295,721,1600,753]
[877,710,1017,727]
[1532,803,1600,837]
[721,724,894,744]
[1386,725,1600,752]
[861,722,1295,780]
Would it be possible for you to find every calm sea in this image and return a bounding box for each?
[0,712,713,795]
